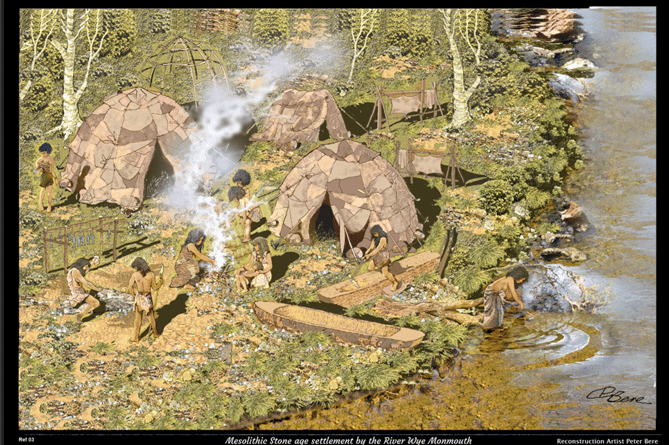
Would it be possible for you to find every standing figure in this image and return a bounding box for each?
[235,237,273,294]
[482,266,529,330]
[233,169,262,225]
[170,228,216,290]
[66,257,102,323]
[128,257,164,342]
[35,143,60,213]
[228,185,253,243]
[364,225,400,291]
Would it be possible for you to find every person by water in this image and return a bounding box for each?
[482,266,528,330]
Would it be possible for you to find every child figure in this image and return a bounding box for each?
[128,257,164,342]
[35,142,60,213]
[482,266,529,330]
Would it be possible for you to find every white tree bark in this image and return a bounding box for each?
[48,9,107,142]
[347,9,378,83]
[19,9,57,102]
[439,9,483,129]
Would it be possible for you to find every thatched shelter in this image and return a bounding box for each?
[59,87,195,211]
[267,140,423,257]
[250,89,349,151]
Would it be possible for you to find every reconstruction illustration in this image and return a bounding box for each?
[16,8,656,435]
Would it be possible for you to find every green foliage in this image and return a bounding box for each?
[244,391,276,419]
[101,10,137,58]
[423,221,447,252]
[252,9,290,51]
[90,342,116,355]
[479,179,513,216]
[468,240,505,269]
[227,396,245,424]
[414,272,440,286]
[355,363,400,391]
[264,355,296,385]
[332,9,355,34]
[491,224,523,257]
[383,351,420,375]
[536,222,561,235]
[382,10,434,58]
[452,265,490,295]
[282,289,319,305]
[525,187,552,210]
[420,319,470,352]
[22,75,54,112]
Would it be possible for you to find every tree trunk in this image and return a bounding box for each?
[446,23,480,128]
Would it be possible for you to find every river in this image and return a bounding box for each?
[257,7,656,433]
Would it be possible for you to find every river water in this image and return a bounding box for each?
[257,7,656,433]
[465,7,657,430]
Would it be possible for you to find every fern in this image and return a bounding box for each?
[525,187,551,210]
[355,363,401,391]
[300,330,331,349]
[344,303,371,317]
[283,289,319,305]
[383,351,420,375]
[227,396,245,425]
[414,272,440,286]
[468,240,505,269]
[244,391,276,419]
[244,352,269,376]
[264,355,295,384]
[453,266,490,295]
[395,315,422,328]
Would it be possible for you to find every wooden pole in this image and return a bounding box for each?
[377,86,383,131]
[99,217,103,256]
[419,79,425,124]
[64,226,68,276]
[408,139,414,184]
[43,227,49,274]
[113,218,118,261]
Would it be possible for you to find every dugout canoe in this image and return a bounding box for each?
[318,250,441,308]
[253,301,424,350]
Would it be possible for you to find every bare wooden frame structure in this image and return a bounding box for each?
[140,35,230,107]
[367,80,445,131]
[43,217,125,275]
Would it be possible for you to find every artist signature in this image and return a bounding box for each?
[586,386,652,404]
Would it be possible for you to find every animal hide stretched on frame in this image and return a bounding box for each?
[397,149,445,176]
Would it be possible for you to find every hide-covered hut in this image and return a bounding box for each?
[250,89,348,151]
[267,140,423,257]
[59,87,195,211]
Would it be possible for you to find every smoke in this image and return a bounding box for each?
[162,46,330,270]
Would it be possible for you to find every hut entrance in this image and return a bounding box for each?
[144,145,176,199]
[312,199,337,242]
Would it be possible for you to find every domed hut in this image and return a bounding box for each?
[250,89,349,152]
[267,140,423,257]
[59,87,196,211]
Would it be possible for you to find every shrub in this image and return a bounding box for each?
[252,9,290,52]
[479,179,513,216]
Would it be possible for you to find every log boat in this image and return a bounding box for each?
[253,301,425,350]
[318,250,441,308]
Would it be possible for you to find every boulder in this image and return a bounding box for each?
[549,73,589,103]
[561,57,597,71]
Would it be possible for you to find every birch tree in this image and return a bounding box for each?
[19,9,58,103]
[347,9,378,82]
[439,9,484,128]
[47,9,107,141]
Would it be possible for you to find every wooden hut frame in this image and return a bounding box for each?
[367,80,444,131]
[393,139,465,191]
[140,35,230,107]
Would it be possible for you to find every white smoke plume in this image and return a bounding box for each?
[162,49,313,270]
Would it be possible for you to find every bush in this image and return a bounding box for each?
[479,179,513,216]
[23,75,54,113]
[252,9,290,52]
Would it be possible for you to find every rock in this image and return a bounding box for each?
[561,57,597,71]
[549,73,589,103]
[542,231,573,244]
[540,246,587,262]
[559,201,591,232]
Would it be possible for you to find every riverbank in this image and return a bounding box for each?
[17,9,596,431]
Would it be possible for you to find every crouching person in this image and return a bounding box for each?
[128,257,164,342]
[66,256,102,323]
